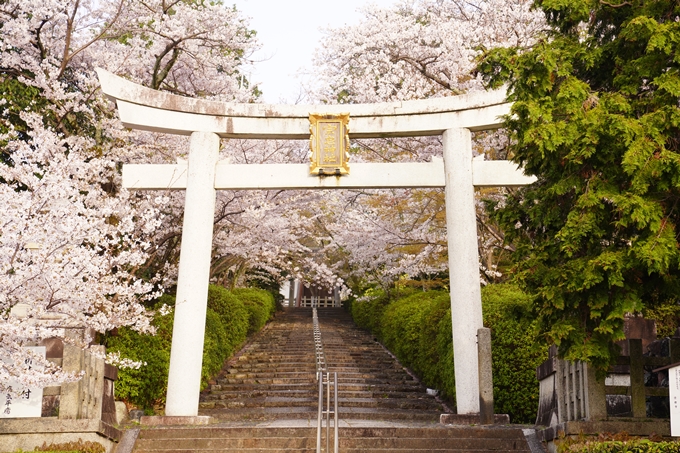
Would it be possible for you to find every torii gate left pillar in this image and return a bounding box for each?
[164,131,219,415]
[97,69,535,417]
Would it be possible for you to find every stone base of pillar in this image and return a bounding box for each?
[140,416,212,426]
[440,413,510,425]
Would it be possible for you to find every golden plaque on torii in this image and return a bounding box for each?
[309,113,350,176]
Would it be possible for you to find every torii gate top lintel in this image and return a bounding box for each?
[96,68,511,139]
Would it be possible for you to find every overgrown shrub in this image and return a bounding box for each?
[350,283,546,424]
[35,440,105,453]
[105,285,274,412]
[643,300,680,338]
[105,295,174,411]
[435,310,456,402]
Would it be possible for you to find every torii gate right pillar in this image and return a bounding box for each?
[443,128,483,414]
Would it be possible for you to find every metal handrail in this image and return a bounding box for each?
[317,371,338,453]
[312,308,327,375]
[312,308,338,453]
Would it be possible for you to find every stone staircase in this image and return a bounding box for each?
[198,307,444,422]
[199,308,318,421]
[130,307,542,453]
[317,308,445,421]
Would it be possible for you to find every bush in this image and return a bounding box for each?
[105,285,275,412]
[349,283,546,424]
[559,439,680,453]
[380,291,451,394]
[349,288,391,336]
[435,310,456,402]
[106,295,174,411]
[35,440,105,453]
[643,300,680,338]
[231,287,276,335]
[201,309,228,388]
[375,290,456,402]
[481,284,546,424]
[206,285,249,357]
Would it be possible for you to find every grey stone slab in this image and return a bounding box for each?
[140,415,212,426]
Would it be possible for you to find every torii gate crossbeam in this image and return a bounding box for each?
[97,69,535,418]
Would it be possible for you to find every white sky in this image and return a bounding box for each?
[230,0,398,103]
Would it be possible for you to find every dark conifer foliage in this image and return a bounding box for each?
[480,0,680,373]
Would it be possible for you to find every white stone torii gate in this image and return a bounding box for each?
[96,69,535,418]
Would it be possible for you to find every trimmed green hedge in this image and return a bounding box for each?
[232,287,277,335]
[105,285,276,412]
[349,283,546,424]
[559,439,680,453]
[379,291,452,399]
[350,287,418,337]
[482,284,545,422]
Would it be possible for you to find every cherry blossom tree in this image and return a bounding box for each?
[307,0,546,290]
[0,0,259,392]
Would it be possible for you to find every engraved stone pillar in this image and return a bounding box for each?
[629,339,645,418]
[58,344,84,420]
[584,362,607,421]
[478,327,494,424]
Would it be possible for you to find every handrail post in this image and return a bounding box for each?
[334,372,338,453]
[326,372,330,453]
[317,371,322,453]
[313,309,339,453]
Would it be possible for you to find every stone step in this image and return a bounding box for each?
[328,377,418,385]
[204,389,433,401]
[335,382,425,392]
[200,407,442,422]
[237,354,316,359]
[202,389,313,400]
[135,435,526,451]
[137,426,530,440]
[219,371,316,378]
[235,354,315,360]
[238,350,316,355]
[200,395,438,410]
[329,371,417,380]
[134,426,533,453]
[200,406,318,421]
[216,377,314,385]
[199,397,317,409]
[211,382,313,389]
[209,385,306,394]
[228,362,316,369]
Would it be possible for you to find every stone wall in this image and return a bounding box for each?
[0,340,121,453]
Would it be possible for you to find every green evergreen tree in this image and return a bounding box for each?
[480,0,680,373]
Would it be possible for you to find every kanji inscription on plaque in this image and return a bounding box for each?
[309,113,350,175]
